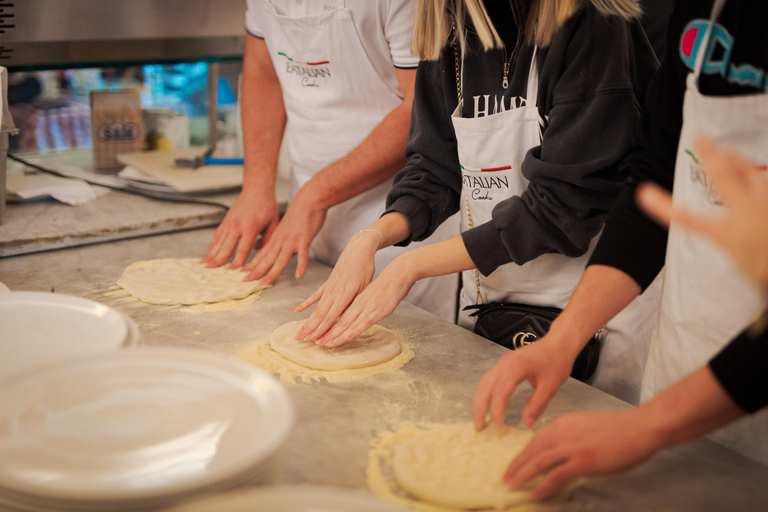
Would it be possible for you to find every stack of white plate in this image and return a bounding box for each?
[168,485,409,512]
[0,348,295,511]
[0,291,140,381]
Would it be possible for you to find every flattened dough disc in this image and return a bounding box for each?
[393,423,534,509]
[117,258,268,306]
[269,320,402,371]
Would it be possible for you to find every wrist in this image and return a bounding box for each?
[240,182,276,205]
[350,229,384,254]
[634,399,680,453]
[300,176,334,211]
[546,316,598,361]
[392,251,422,284]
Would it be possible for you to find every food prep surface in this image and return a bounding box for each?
[2,227,767,511]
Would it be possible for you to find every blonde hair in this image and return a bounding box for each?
[412,0,642,60]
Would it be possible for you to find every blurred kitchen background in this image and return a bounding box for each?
[3,0,246,156]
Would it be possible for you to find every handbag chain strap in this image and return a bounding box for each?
[453,27,462,104]
[465,199,484,305]
[454,27,482,305]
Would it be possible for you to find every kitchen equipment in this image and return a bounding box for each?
[117,148,244,192]
[90,90,143,170]
[0,347,295,511]
[174,146,243,169]
[144,109,190,151]
[0,291,139,381]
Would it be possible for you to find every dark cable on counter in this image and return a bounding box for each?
[7,153,231,211]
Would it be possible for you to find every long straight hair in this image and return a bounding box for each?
[412,0,641,60]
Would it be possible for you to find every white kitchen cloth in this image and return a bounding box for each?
[6,160,112,206]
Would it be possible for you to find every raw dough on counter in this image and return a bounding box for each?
[116,258,269,306]
[393,423,534,509]
[236,324,413,384]
[269,320,402,371]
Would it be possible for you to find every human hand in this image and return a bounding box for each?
[243,188,326,285]
[637,135,768,290]
[473,336,579,432]
[313,255,417,347]
[294,230,381,342]
[202,191,279,269]
[503,409,659,499]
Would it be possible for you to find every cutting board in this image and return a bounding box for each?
[117,148,243,193]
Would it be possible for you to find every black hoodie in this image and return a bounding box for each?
[384,0,658,277]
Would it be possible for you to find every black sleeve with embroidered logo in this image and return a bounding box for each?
[463,9,657,276]
[709,317,768,413]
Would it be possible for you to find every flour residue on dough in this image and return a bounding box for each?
[269,320,402,371]
[367,423,565,512]
[116,258,270,306]
[234,326,414,383]
[182,291,266,314]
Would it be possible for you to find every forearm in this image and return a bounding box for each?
[396,236,475,282]
[547,265,641,359]
[241,35,286,200]
[301,100,411,209]
[641,366,745,450]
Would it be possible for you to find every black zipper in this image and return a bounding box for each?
[501,0,523,89]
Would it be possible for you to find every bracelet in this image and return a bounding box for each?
[357,228,384,249]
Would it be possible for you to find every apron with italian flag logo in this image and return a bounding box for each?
[641,0,768,463]
[259,0,459,321]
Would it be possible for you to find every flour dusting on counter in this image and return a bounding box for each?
[235,326,414,383]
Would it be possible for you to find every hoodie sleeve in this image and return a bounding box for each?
[384,58,463,245]
[463,11,657,276]
[709,315,768,413]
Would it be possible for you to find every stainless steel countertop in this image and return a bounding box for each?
[0,149,290,257]
[2,227,767,511]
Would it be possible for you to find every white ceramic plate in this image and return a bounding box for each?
[169,485,408,512]
[0,292,137,381]
[0,347,294,506]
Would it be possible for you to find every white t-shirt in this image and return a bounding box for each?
[245,0,419,74]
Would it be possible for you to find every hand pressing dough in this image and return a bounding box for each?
[116,258,269,306]
[393,423,534,509]
[269,320,402,371]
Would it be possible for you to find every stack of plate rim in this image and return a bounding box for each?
[0,291,140,382]
[0,347,295,511]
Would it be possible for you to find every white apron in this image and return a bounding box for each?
[453,48,661,404]
[259,1,459,321]
[641,0,768,463]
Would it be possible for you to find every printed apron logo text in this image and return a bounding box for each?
[461,164,511,201]
[278,52,331,88]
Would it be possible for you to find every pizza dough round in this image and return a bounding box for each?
[268,320,402,371]
[393,423,535,509]
[116,258,269,306]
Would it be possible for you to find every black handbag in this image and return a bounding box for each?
[465,302,601,382]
